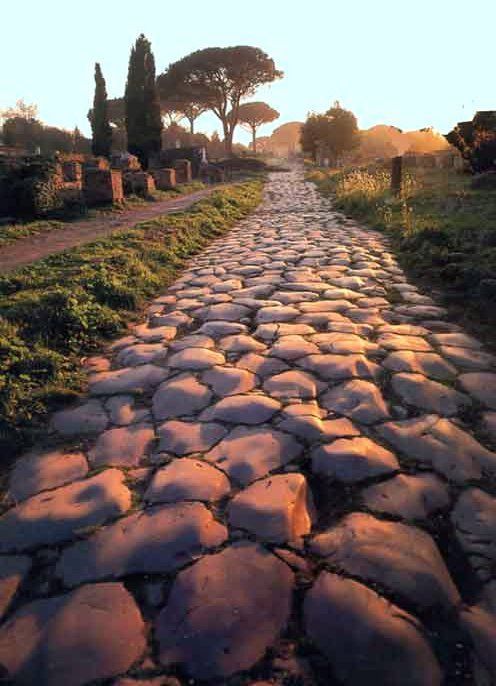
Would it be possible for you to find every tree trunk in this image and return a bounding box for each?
[252,126,257,154]
[188,117,194,135]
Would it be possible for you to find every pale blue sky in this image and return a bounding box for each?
[2,0,495,145]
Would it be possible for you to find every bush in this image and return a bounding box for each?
[0,159,63,218]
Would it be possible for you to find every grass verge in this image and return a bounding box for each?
[307,166,496,342]
[0,181,206,247]
[0,178,263,459]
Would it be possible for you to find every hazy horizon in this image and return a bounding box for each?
[2,0,495,145]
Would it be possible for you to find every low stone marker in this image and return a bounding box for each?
[83,168,124,205]
[173,159,192,183]
[151,168,176,190]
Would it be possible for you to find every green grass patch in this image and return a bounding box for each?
[0,179,263,459]
[0,181,207,247]
[307,165,496,341]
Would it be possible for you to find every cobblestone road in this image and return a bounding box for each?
[1,168,496,685]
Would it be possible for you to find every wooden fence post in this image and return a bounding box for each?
[391,155,403,196]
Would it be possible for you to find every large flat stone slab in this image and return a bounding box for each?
[451,488,496,581]
[8,449,88,503]
[228,473,315,544]
[304,572,442,686]
[311,437,399,483]
[391,372,470,415]
[311,512,460,609]
[321,379,390,424]
[362,473,450,520]
[0,469,131,553]
[459,372,496,409]
[50,399,108,436]
[382,351,457,380]
[377,415,496,482]
[205,426,302,485]
[88,423,155,468]
[200,394,280,424]
[0,582,146,686]
[152,372,212,420]
[156,543,294,679]
[299,354,380,381]
[89,364,168,395]
[145,458,231,503]
[0,555,31,621]
[56,502,227,587]
[157,420,227,455]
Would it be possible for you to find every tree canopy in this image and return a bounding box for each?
[158,46,282,155]
[90,63,112,158]
[124,34,163,167]
[301,102,358,164]
[236,101,279,152]
[446,111,496,172]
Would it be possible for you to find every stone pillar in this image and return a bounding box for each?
[83,169,123,205]
[127,171,156,196]
[62,161,82,183]
[151,168,176,190]
[173,159,192,183]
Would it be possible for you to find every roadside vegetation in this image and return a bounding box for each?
[307,165,496,340]
[0,178,263,459]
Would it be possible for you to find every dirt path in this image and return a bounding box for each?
[0,186,219,273]
[1,169,496,685]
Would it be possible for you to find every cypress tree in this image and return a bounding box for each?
[90,63,112,158]
[124,34,162,168]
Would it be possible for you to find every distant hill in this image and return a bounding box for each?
[358,125,451,160]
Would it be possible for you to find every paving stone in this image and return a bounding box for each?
[153,372,212,420]
[105,394,151,425]
[311,512,460,609]
[391,372,470,415]
[168,347,225,371]
[459,372,496,409]
[321,379,390,424]
[309,332,378,355]
[51,398,108,436]
[299,299,357,313]
[377,324,429,336]
[459,582,496,684]
[200,394,280,424]
[263,370,322,399]
[202,365,256,395]
[194,302,251,321]
[56,502,227,586]
[268,335,319,360]
[157,420,227,455]
[228,473,315,544]
[89,364,168,395]
[218,334,266,353]
[377,333,432,352]
[254,323,316,340]
[299,354,380,381]
[8,449,88,503]
[256,305,300,323]
[132,324,177,343]
[382,350,457,380]
[378,415,496,482]
[311,437,399,483]
[438,345,496,372]
[0,582,146,686]
[205,426,302,485]
[145,458,231,503]
[156,543,294,679]
[272,290,320,303]
[304,572,442,686]
[0,469,131,552]
[452,488,496,580]
[0,555,31,621]
[152,310,192,328]
[396,305,448,319]
[197,321,248,337]
[482,411,496,440]
[82,355,111,373]
[88,423,155,468]
[168,334,215,351]
[362,473,450,520]
[116,343,167,366]
[430,332,483,349]
[237,352,289,377]
[278,404,360,442]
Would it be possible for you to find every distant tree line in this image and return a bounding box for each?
[1,100,91,155]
